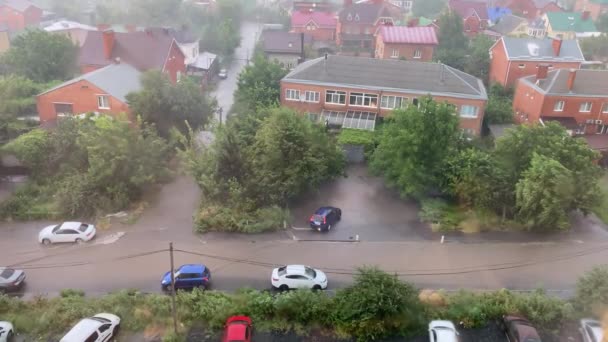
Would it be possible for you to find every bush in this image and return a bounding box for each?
[337,129,376,155]
[0,183,57,220]
[574,265,608,315]
[274,290,333,325]
[194,205,288,233]
[419,198,464,231]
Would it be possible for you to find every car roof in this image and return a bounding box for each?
[506,316,541,340]
[432,327,457,342]
[285,265,307,275]
[429,320,456,329]
[178,264,206,273]
[314,207,335,215]
[59,222,84,230]
[61,318,103,341]
[582,319,603,339]
[226,321,247,341]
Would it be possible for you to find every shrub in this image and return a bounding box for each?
[195,205,288,233]
[574,265,608,315]
[419,198,464,231]
[274,290,333,325]
[337,129,376,154]
[0,183,57,220]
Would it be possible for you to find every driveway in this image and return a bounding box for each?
[289,164,429,242]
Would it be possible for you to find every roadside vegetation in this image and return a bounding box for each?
[592,173,608,225]
[2,266,606,341]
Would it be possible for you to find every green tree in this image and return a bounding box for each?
[1,30,78,82]
[234,55,288,113]
[435,11,469,70]
[370,97,461,197]
[575,266,608,315]
[464,35,494,82]
[484,97,514,124]
[596,13,608,33]
[444,148,499,208]
[413,0,447,18]
[0,76,52,141]
[333,267,424,341]
[515,153,575,230]
[126,71,215,137]
[579,34,608,60]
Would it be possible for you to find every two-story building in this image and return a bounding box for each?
[543,11,601,39]
[489,36,585,87]
[78,28,186,84]
[574,0,608,20]
[512,66,608,149]
[37,62,141,124]
[0,0,41,32]
[280,55,488,135]
[262,30,313,69]
[291,10,337,42]
[43,20,98,47]
[448,0,490,36]
[374,26,438,61]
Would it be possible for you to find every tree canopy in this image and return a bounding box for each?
[233,54,288,114]
[464,34,494,83]
[126,71,216,137]
[1,30,78,83]
[412,0,447,18]
[435,11,468,70]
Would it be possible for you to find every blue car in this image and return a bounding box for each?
[309,206,342,231]
[161,264,211,291]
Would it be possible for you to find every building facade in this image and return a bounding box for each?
[448,0,490,36]
[574,0,608,20]
[489,36,584,87]
[336,0,402,51]
[291,10,337,41]
[0,0,42,32]
[280,55,488,135]
[375,26,438,61]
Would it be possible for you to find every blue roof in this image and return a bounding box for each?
[487,7,512,23]
[179,264,206,273]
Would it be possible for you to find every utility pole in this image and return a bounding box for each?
[169,242,178,335]
[218,107,224,126]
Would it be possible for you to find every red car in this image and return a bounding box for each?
[222,316,252,342]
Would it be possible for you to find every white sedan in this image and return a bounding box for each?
[0,322,13,342]
[60,313,120,342]
[429,320,459,342]
[38,222,96,245]
[580,318,603,342]
[271,265,328,290]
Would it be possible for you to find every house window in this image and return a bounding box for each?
[459,105,479,118]
[304,91,320,102]
[580,102,592,112]
[597,124,608,134]
[285,89,300,101]
[349,92,378,107]
[602,103,608,113]
[326,90,346,104]
[518,64,525,69]
[380,95,407,109]
[97,95,110,109]
[403,0,412,9]
[554,100,565,112]
[413,49,421,59]
[391,49,399,58]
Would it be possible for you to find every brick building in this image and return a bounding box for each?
[574,0,608,20]
[291,10,337,41]
[280,55,488,135]
[512,67,608,149]
[489,36,584,88]
[448,0,490,36]
[375,26,438,61]
[37,63,141,124]
[0,0,41,32]
[78,28,186,84]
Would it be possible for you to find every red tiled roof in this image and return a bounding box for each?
[448,0,489,20]
[379,26,438,44]
[291,10,337,28]
[79,30,179,71]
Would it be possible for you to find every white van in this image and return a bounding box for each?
[60,313,120,342]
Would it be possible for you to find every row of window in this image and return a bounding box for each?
[390,49,422,59]
[286,89,480,118]
[554,101,608,113]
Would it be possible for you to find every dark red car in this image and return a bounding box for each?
[222,316,252,342]
[502,315,542,342]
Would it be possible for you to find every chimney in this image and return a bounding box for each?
[102,29,115,60]
[582,10,590,20]
[567,69,577,91]
[97,23,110,31]
[300,32,305,63]
[551,37,562,56]
[536,64,549,81]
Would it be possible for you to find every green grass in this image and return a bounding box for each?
[592,173,608,224]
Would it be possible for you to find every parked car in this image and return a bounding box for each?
[60,313,120,342]
[222,316,252,342]
[271,265,328,290]
[38,222,96,245]
[218,69,227,79]
[502,315,541,342]
[580,318,603,342]
[161,264,211,291]
[309,206,341,231]
[0,267,25,293]
[429,320,459,342]
[0,321,13,342]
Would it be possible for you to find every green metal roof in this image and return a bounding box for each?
[590,0,608,5]
[546,12,598,32]
[418,16,435,26]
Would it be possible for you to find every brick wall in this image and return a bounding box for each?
[163,41,187,83]
[292,26,335,41]
[280,80,486,134]
[37,80,131,123]
[0,5,41,32]
[463,15,486,36]
[375,39,435,61]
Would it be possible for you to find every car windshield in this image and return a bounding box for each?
[305,267,316,278]
[0,268,14,279]
[90,316,111,323]
[313,215,323,222]
[277,266,287,276]
[52,225,60,233]
[78,224,89,232]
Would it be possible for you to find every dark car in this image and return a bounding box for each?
[161,264,211,291]
[0,267,25,293]
[309,206,341,231]
[502,315,542,342]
